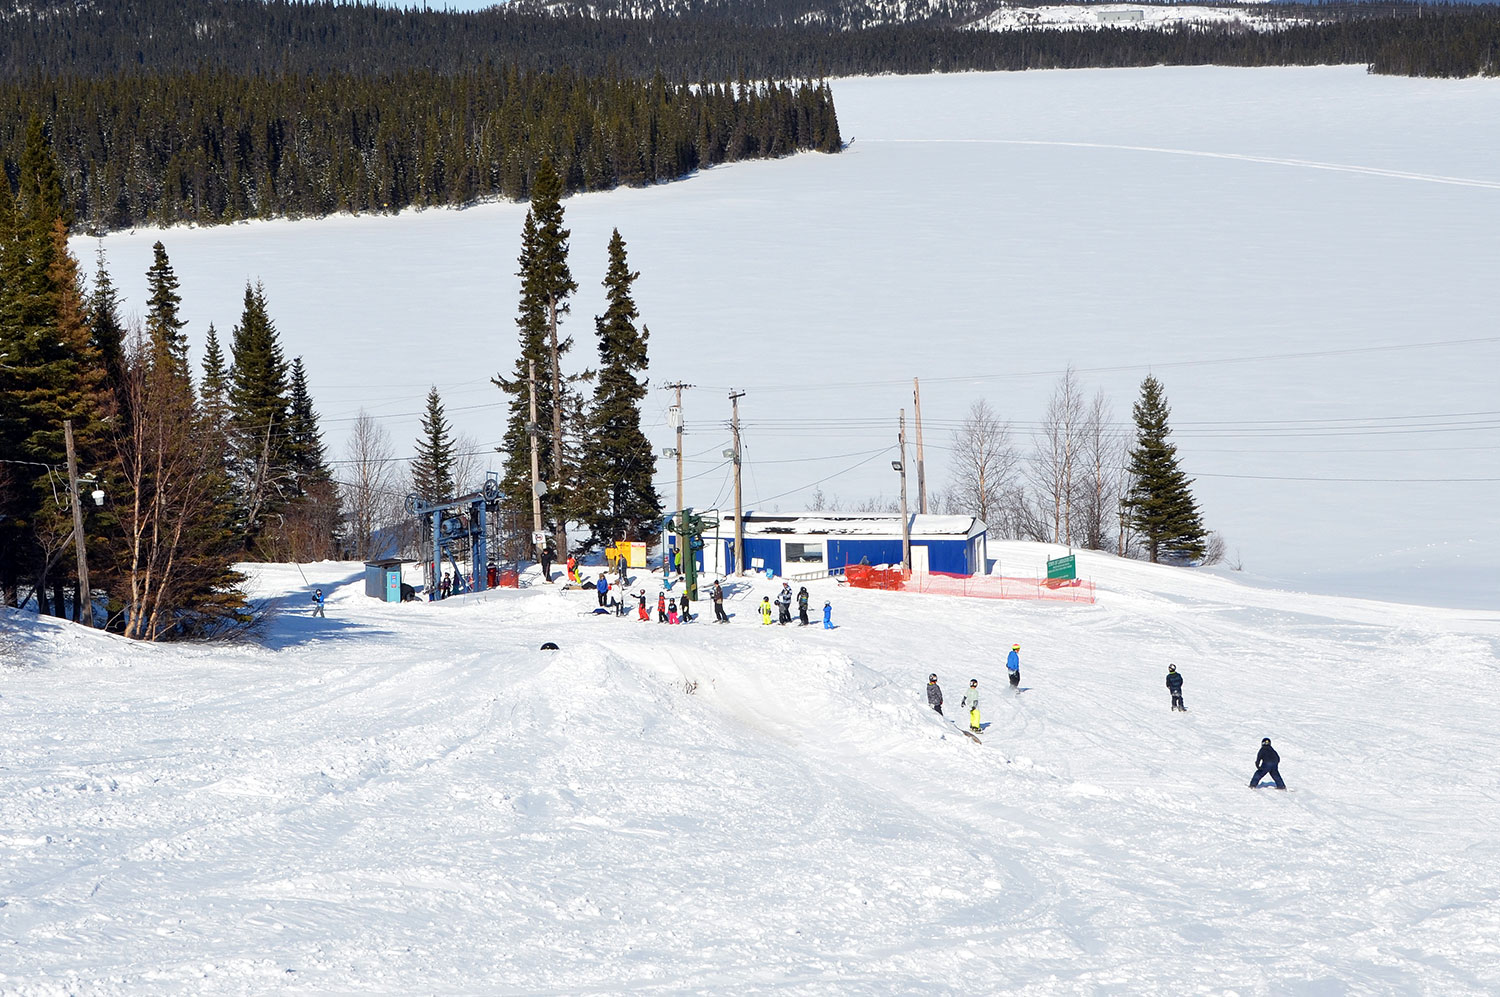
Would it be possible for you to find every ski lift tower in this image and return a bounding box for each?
[406,473,504,599]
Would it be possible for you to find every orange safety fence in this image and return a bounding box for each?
[844,566,1096,604]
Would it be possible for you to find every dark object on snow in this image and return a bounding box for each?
[540,642,559,651]
[400,582,416,602]
[1251,738,1285,789]
[1166,664,1185,711]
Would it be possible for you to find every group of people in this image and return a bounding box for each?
[923,655,1287,789]
[756,582,833,629]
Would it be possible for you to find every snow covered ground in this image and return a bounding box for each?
[966,4,1286,32]
[80,67,1500,608]
[3,547,1499,993]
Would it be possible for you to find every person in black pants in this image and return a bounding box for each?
[926,674,943,715]
[1166,664,1186,712]
[1250,737,1286,789]
[711,580,729,623]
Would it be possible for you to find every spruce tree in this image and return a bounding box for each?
[199,323,229,430]
[144,241,189,379]
[88,244,128,422]
[226,280,291,554]
[1122,375,1206,564]
[530,159,580,554]
[283,356,340,559]
[578,229,661,548]
[411,386,456,502]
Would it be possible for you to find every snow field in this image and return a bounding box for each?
[4,546,1499,993]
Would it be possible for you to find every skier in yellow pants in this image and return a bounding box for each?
[961,678,981,732]
[759,597,774,625]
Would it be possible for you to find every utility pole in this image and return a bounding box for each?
[527,360,544,544]
[664,381,692,578]
[898,409,911,572]
[913,377,928,515]
[729,390,745,576]
[64,419,94,628]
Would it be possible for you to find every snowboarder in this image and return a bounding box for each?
[679,591,693,623]
[596,573,610,608]
[822,600,833,629]
[1250,737,1286,790]
[668,598,680,624]
[1006,643,1021,689]
[311,588,325,618]
[961,679,981,733]
[760,596,774,625]
[711,580,728,623]
[1166,664,1186,711]
[776,583,793,625]
[540,543,554,584]
[927,673,943,715]
[637,590,649,621]
[657,592,668,623]
[796,586,810,626]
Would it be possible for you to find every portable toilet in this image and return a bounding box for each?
[364,559,405,603]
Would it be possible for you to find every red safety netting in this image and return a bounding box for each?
[844,566,1096,604]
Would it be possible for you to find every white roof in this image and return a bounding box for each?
[724,511,985,539]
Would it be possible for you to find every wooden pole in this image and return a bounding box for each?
[899,409,911,572]
[64,419,94,627]
[913,377,927,515]
[730,390,745,576]
[665,382,692,577]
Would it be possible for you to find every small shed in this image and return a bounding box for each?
[364,558,407,603]
[710,512,988,578]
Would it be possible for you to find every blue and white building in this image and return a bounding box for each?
[701,511,988,578]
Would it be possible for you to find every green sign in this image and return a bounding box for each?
[1046,554,1076,581]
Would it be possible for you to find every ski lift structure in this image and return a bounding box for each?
[405,471,524,599]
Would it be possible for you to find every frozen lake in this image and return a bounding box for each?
[87,67,1500,607]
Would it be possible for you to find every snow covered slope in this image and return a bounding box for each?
[80,68,1500,610]
[4,550,1498,993]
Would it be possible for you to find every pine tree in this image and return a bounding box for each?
[1122,375,1206,564]
[411,386,456,502]
[578,229,661,548]
[199,323,229,429]
[88,244,128,422]
[226,280,291,555]
[282,356,340,560]
[144,241,189,379]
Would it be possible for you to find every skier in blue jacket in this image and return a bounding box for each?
[1006,644,1021,689]
[1166,664,1185,711]
[596,573,609,608]
[311,588,325,618]
[1250,738,1286,789]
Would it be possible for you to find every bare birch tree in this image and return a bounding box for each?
[1030,366,1085,544]
[946,399,1017,527]
[342,411,402,561]
[1071,388,1120,551]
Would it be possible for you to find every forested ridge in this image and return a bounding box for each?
[0,69,841,231]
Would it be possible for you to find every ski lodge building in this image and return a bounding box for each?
[702,511,988,579]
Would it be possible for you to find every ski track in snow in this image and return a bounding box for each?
[863,138,1500,191]
[3,546,1499,993]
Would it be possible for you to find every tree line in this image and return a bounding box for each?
[0,69,841,232]
[1,0,1496,82]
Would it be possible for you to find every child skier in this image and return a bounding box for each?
[668,599,680,624]
[927,673,943,715]
[637,590,649,621]
[776,583,793,625]
[1166,664,1186,711]
[1006,644,1021,689]
[760,596,774,625]
[961,679,981,732]
[311,588,325,618]
[679,591,692,623]
[657,592,668,623]
[822,600,833,629]
[796,586,810,626]
[1250,737,1286,789]
[596,573,610,608]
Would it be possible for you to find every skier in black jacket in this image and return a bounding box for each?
[1250,737,1286,789]
[1166,664,1185,712]
[711,580,729,623]
[927,673,943,715]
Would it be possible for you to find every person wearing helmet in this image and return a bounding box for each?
[1006,643,1021,689]
[796,586,810,626]
[927,674,943,715]
[822,600,834,630]
[311,588,325,618]
[1251,737,1286,789]
[657,591,667,623]
[760,596,774,625]
[637,589,649,621]
[961,679,981,733]
[1166,664,1186,712]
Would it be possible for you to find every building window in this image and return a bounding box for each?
[786,542,824,564]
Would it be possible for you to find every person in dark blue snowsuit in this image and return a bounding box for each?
[1250,737,1286,789]
[1166,664,1185,711]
